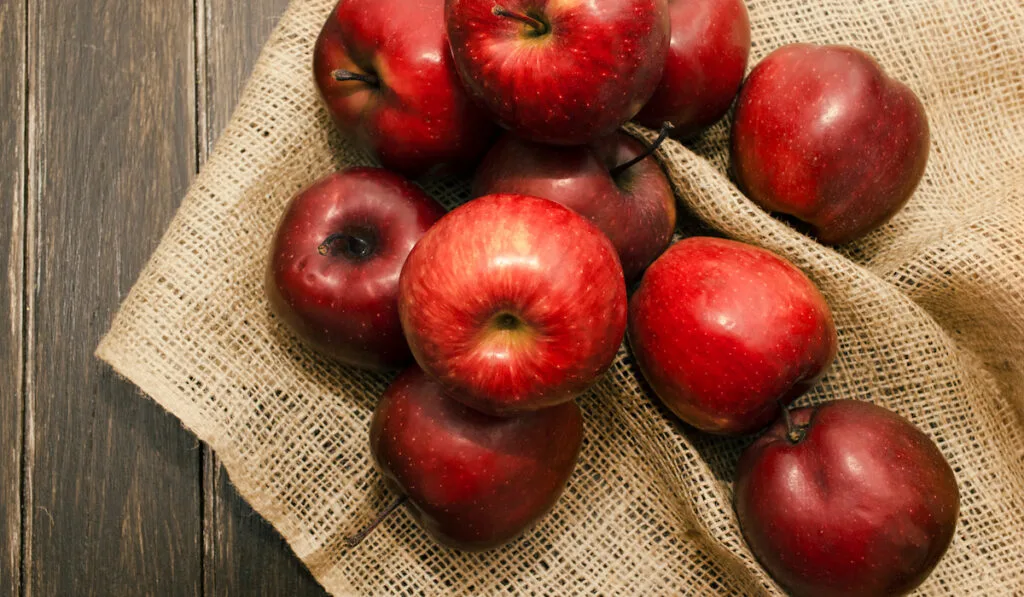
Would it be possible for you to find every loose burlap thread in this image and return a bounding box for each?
[96,0,1024,594]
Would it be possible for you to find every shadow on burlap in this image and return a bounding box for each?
[96,0,1024,594]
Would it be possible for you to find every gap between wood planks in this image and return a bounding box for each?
[191,0,220,594]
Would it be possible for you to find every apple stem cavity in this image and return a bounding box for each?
[332,69,380,88]
[344,494,409,548]
[318,231,377,260]
[780,402,808,444]
[493,312,521,331]
[609,122,674,178]
[492,5,549,35]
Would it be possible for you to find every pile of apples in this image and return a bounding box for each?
[265,0,958,594]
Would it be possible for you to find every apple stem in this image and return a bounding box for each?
[609,122,674,178]
[492,5,549,35]
[344,494,408,548]
[332,69,379,87]
[779,402,807,444]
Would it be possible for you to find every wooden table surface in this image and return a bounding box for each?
[4,1,331,594]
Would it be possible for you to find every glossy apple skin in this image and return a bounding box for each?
[370,366,583,550]
[313,0,498,177]
[731,44,930,244]
[635,0,750,139]
[266,168,446,370]
[736,400,960,597]
[628,237,837,434]
[399,194,627,415]
[472,132,676,284]
[445,0,669,145]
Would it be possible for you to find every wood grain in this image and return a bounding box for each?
[199,0,329,594]
[1,0,26,594]
[26,1,203,594]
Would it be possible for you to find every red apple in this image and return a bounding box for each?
[735,400,960,597]
[472,131,676,284]
[635,0,750,139]
[266,168,446,370]
[628,237,837,434]
[399,194,627,416]
[445,0,669,145]
[313,0,498,177]
[731,44,929,244]
[370,366,583,550]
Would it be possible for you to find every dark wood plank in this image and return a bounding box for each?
[204,0,296,142]
[1,0,26,594]
[27,1,203,594]
[200,0,328,594]
[209,481,329,597]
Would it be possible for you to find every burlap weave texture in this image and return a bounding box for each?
[97,0,1024,594]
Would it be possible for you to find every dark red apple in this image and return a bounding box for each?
[445,0,669,145]
[635,0,750,139]
[628,237,837,434]
[313,0,498,177]
[472,131,676,284]
[731,44,930,244]
[369,366,583,550]
[399,194,627,416]
[735,400,960,597]
[266,168,445,370]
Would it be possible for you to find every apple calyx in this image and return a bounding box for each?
[318,229,378,260]
[492,5,550,36]
[609,122,674,178]
[344,494,409,548]
[780,402,808,444]
[332,69,380,88]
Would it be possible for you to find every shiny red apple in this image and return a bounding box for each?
[266,168,445,370]
[313,0,498,177]
[399,194,627,416]
[635,0,750,139]
[472,131,676,284]
[628,237,837,434]
[731,44,930,244]
[370,366,583,550]
[736,400,960,597]
[445,0,669,145]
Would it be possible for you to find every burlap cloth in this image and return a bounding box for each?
[96,0,1024,593]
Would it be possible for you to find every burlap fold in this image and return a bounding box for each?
[97,0,1024,594]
